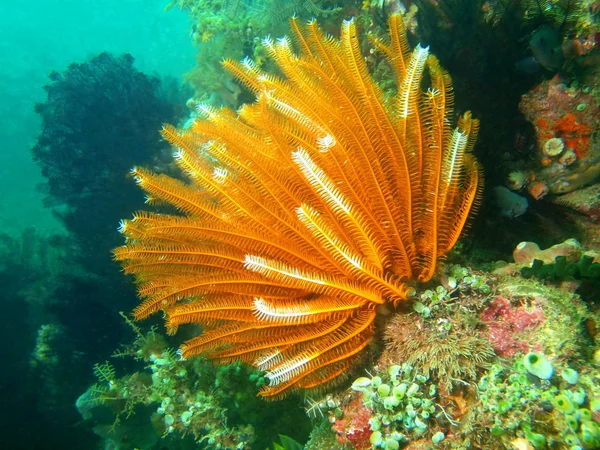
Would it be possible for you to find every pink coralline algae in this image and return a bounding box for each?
[332,396,373,450]
[481,297,545,357]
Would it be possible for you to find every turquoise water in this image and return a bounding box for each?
[0,0,194,236]
[0,2,196,447]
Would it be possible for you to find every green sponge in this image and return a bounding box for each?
[553,393,575,414]
[523,352,553,380]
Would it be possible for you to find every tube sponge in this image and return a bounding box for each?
[561,368,579,385]
[523,352,554,380]
[553,393,575,414]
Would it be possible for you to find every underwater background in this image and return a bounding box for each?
[2,1,600,449]
[0,0,193,447]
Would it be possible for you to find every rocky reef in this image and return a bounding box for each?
[303,262,600,450]
[518,76,600,198]
[62,1,600,449]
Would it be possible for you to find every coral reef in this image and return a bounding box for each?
[332,394,374,449]
[166,0,346,108]
[384,310,495,390]
[477,355,600,449]
[115,15,482,399]
[501,238,600,300]
[382,266,495,390]
[305,422,350,450]
[23,52,189,447]
[484,0,593,41]
[19,2,600,449]
[78,314,313,448]
[78,322,257,449]
[555,183,600,223]
[347,364,441,449]
[306,259,600,449]
[520,255,600,281]
[30,323,64,371]
[413,0,599,206]
[553,184,600,246]
[305,266,494,448]
[488,0,600,231]
[0,227,135,448]
[496,276,592,361]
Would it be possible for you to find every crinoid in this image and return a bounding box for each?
[114,15,483,399]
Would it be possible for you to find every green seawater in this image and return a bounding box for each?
[0,1,194,447]
[0,0,194,236]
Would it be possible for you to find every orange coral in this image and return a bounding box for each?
[554,113,592,158]
[536,113,592,158]
[115,15,483,399]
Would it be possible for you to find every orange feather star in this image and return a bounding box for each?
[114,15,483,399]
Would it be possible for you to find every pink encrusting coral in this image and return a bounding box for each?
[481,297,545,357]
[331,396,373,450]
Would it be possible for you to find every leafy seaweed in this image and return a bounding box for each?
[273,434,304,450]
